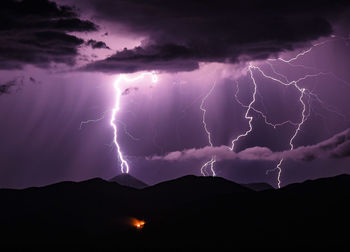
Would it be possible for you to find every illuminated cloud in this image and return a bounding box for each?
[150,129,350,162]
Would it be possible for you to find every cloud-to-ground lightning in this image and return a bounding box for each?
[81,35,349,184]
[266,87,306,188]
[262,37,350,187]
[229,36,350,188]
[247,64,311,188]
[260,60,349,187]
[235,36,349,187]
[110,72,158,173]
[200,81,217,176]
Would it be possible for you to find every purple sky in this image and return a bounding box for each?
[1,0,350,188]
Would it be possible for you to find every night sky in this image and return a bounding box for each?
[1,0,350,189]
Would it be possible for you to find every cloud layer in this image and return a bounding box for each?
[150,128,350,162]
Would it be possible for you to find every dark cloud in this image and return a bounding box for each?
[86,39,110,49]
[0,0,97,69]
[150,129,350,162]
[83,44,199,73]
[80,0,350,73]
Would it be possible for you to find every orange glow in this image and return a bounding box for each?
[130,218,146,230]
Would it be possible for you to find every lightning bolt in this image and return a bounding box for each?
[226,35,349,188]
[117,120,141,141]
[269,35,350,90]
[247,64,309,188]
[200,81,217,176]
[229,65,257,151]
[110,72,158,173]
[266,87,306,188]
[269,40,330,64]
[250,44,346,188]
[79,111,108,130]
[80,111,140,141]
[231,60,337,188]
[234,80,298,129]
[264,36,350,188]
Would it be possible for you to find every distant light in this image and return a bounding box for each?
[130,217,146,230]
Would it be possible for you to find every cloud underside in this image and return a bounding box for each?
[1,0,349,72]
[81,0,350,73]
[0,0,97,69]
[150,129,350,162]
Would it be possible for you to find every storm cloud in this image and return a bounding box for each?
[83,44,200,73]
[0,0,97,69]
[80,0,350,73]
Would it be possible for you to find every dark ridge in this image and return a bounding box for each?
[277,174,350,194]
[0,174,349,248]
[145,174,252,194]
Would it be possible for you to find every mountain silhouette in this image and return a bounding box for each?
[0,174,349,249]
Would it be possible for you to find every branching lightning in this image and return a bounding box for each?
[229,65,257,151]
[234,80,298,129]
[242,64,311,188]
[229,64,306,188]
[80,111,140,141]
[229,36,349,188]
[269,40,330,64]
[266,87,306,188]
[79,111,108,130]
[200,81,217,176]
[110,72,158,173]
[81,35,349,185]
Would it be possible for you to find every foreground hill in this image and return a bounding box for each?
[0,175,349,248]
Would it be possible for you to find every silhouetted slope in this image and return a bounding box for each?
[145,175,251,197]
[109,174,148,189]
[0,175,349,248]
[140,175,253,212]
[280,174,350,194]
